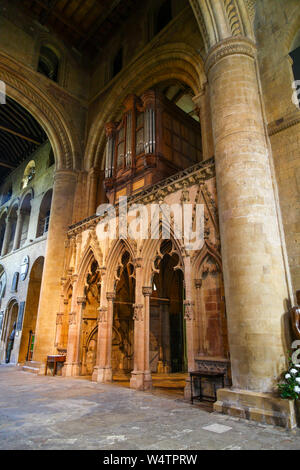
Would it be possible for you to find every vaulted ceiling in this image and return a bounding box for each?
[21,0,139,56]
[0,97,47,185]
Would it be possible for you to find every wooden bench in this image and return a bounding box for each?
[190,370,225,404]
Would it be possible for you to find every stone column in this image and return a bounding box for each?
[32,169,78,369]
[1,215,12,256]
[130,260,152,390]
[206,37,292,425]
[63,282,86,377]
[93,289,115,383]
[13,209,25,251]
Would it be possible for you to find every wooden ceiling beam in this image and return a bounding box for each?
[0,161,17,170]
[0,125,42,145]
[78,0,122,49]
[32,0,86,37]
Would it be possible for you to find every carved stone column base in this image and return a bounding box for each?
[184,377,192,400]
[62,362,80,377]
[92,366,112,383]
[130,371,152,391]
[214,388,297,429]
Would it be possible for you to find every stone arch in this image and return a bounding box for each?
[19,187,34,208]
[284,7,300,53]
[36,189,53,238]
[85,42,206,171]
[1,297,18,364]
[0,52,81,170]
[7,198,20,217]
[141,233,184,288]
[76,246,100,298]
[105,239,136,293]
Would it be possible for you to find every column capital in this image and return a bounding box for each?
[205,37,257,75]
[77,296,86,306]
[106,292,116,301]
[142,286,152,297]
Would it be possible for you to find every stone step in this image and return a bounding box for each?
[22,361,41,374]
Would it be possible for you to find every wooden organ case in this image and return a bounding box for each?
[104,89,202,203]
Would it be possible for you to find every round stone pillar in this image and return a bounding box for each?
[32,169,78,368]
[206,37,291,424]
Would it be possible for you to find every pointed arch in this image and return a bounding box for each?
[105,239,136,293]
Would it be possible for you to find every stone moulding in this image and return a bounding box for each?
[205,37,257,75]
[268,110,300,136]
[68,157,216,236]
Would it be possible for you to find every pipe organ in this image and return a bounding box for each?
[104,90,202,203]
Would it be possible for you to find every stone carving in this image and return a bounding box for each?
[205,37,256,75]
[133,304,143,321]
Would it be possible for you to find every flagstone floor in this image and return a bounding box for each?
[0,365,300,450]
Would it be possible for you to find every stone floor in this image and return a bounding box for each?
[0,365,300,450]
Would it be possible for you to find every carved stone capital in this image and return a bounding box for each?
[134,258,143,269]
[205,37,257,75]
[133,304,144,321]
[106,292,116,302]
[77,296,86,306]
[142,286,152,297]
[195,279,202,289]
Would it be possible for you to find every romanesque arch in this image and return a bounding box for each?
[85,42,207,172]
[0,52,81,170]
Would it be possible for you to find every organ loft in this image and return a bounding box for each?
[0,0,299,430]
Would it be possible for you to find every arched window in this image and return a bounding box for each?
[0,214,6,255]
[7,206,18,254]
[21,161,35,190]
[155,0,172,35]
[18,194,32,249]
[0,265,6,304]
[36,190,53,238]
[112,47,123,78]
[48,149,55,168]
[1,183,12,206]
[37,45,60,82]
